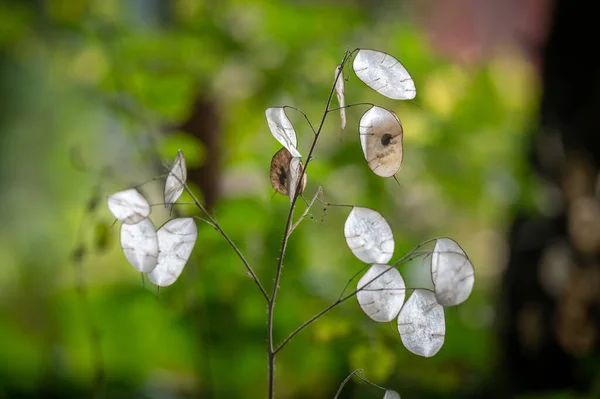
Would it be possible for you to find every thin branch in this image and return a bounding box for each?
[288,186,323,235]
[132,175,169,190]
[315,195,355,209]
[273,239,437,354]
[338,264,371,301]
[283,106,317,135]
[267,49,354,399]
[192,215,217,229]
[183,184,270,302]
[327,102,375,113]
[354,373,387,391]
[334,369,364,399]
[149,201,197,207]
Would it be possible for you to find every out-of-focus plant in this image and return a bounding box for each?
[106,48,475,398]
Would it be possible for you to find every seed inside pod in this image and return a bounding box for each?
[270,147,307,196]
[359,106,403,178]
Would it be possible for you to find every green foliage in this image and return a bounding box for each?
[0,0,542,398]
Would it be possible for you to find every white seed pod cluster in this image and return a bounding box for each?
[344,204,474,357]
[107,150,198,287]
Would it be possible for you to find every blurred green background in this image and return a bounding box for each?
[1,0,597,398]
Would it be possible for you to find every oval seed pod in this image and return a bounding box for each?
[431,238,475,306]
[269,147,307,196]
[353,49,416,100]
[344,207,394,264]
[107,188,151,224]
[120,218,158,273]
[359,106,403,178]
[397,289,445,358]
[383,391,401,399]
[357,264,405,322]
[148,218,198,287]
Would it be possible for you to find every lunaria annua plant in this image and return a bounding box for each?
[107,48,475,398]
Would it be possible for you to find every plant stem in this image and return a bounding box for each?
[184,185,270,302]
[267,50,352,399]
[334,369,364,399]
[288,187,322,235]
[273,240,435,354]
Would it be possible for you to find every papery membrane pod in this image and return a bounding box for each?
[107,188,151,224]
[266,107,301,158]
[359,106,403,178]
[120,219,158,273]
[164,150,187,208]
[269,147,307,196]
[344,207,394,264]
[148,218,198,287]
[357,264,405,322]
[334,64,346,130]
[353,49,416,100]
[288,157,306,202]
[431,238,475,306]
[397,289,445,358]
[383,391,401,399]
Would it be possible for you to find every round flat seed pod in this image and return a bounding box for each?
[270,147,307,196]
[353,49,416,100]
[107,188,151,224]
[359,106,403,177]
[147,218,198,287]
[356,264,405,322]
[344,207,394,264]
[431,238,475,306]
[120,218,158,273]
[397,289,445,358]
[384,391,401,399]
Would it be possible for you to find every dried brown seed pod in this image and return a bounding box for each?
[270,147,307,196]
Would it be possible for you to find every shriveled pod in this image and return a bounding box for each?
[359,106,403,178]
[334,64,346,129]
[353,49,416,100]
[164,149,187,208]
[269,147,307,196]
[397,289,445,358]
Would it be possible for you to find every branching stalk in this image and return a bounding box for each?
[183,185,270,302]
[273,239,436,354]
[267,49,354,399]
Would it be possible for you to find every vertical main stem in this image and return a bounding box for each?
[266,52,349,399]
